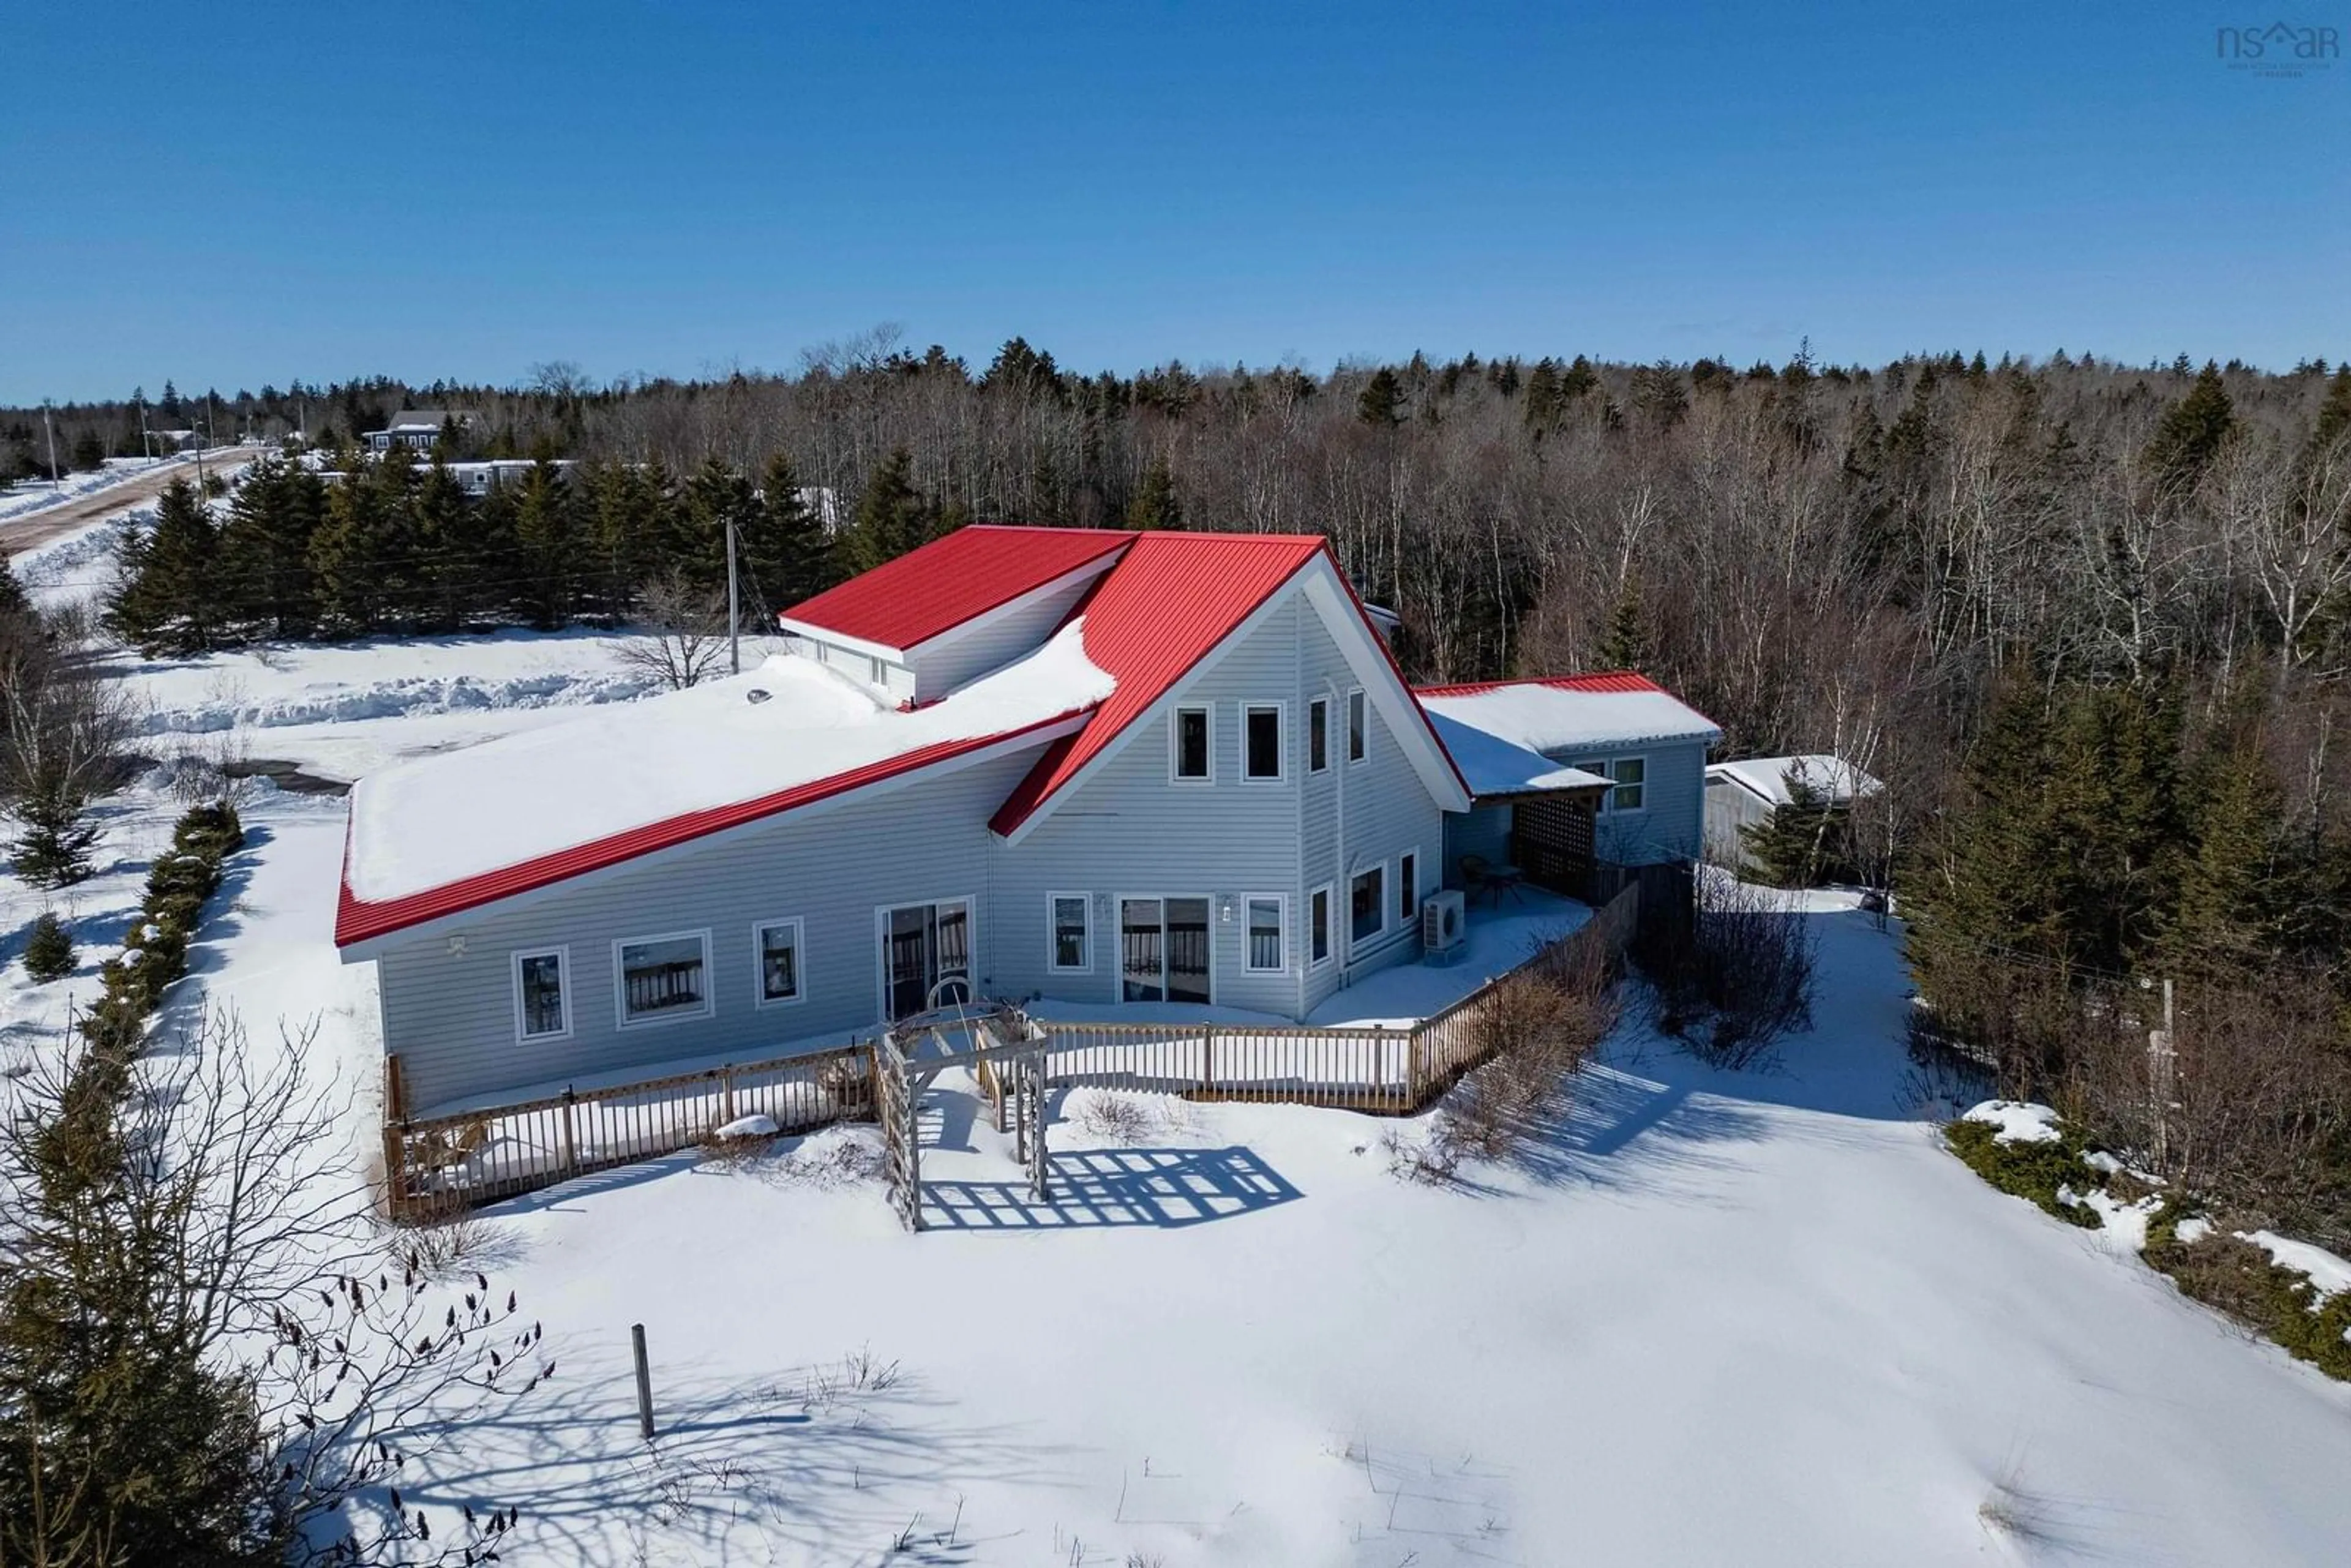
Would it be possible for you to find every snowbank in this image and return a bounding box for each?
[1962,1099,2063,1145]
[347,621,1114,904]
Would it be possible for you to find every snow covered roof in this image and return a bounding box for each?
[1420,710,1612,800]
[338,527,1469,945]
[378,409,466,432]
[336,623,1109,945]
[1707,754,1882,808]
[781,525,1133,655]
[1414,673,1722,757]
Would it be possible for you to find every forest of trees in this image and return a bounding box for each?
[39,337,2351,1242]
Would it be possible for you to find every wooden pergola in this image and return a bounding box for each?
[876,1000,1051,1232]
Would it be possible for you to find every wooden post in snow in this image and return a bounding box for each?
[632,1323,656,1440]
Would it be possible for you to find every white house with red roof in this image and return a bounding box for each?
[337,525,1719,1114]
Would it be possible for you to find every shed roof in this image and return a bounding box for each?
[1707,754,1882,807]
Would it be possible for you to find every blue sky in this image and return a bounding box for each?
[4,1,2344,402]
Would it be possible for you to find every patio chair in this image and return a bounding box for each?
[1460,853,1527,907]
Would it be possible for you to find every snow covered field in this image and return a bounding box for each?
[4,505,2351,1564]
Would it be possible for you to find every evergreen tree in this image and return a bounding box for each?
[411,458,480,631]
[683,457,760,597]
[2158,737,2289,981]
[0,552,31,625]
[307,455,414,633]
[107,479,224,655]
[1356,367,1404,427]
[8,790,102,889]
[68,430,106,471]
[1125,456,1182,530]
[217,456,324,637]
[2146,360,2235,493]
[2311,364,2351,454]
[844,446,935,572]
[1595,578,1649,671]
[510,460,579,629]
[20,910,73,981]
[748,451,842,609]
[1739,775,1841,888]
[1521,358,1564,437]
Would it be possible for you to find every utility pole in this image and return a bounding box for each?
[2150,977,2177,1172]
[138,394,153,460]
[41,400,60,489]
[726,511,742,675]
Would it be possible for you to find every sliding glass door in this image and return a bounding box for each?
[880,898,972,1020]
[1119,896,1210,1005]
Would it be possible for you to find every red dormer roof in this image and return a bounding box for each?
[989,532,1330,837]
[781,524,1134,652]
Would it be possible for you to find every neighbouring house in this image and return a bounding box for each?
[366,410,468,453]
[1704,754,1883,877]
[335,526,1720,1112]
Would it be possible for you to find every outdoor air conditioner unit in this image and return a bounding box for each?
[1421,889,1468,965]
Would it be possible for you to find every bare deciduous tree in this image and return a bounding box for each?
[616,571,732,691]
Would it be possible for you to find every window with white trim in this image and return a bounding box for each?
[1397,850,1418,923]
[755,918,804,1005]
[1308,697,1329,773]
[1573,755,1648,812]
[1172,705,1211,782]
[1309,884,1333,966]
[1049,893,1091,971]
[1243,703,1283,781]
[1346,688,1368,762]
[1245,895,1285,972]
[1350,865,1386,946]
[512,947,569,1041]
[614,929,713,1026]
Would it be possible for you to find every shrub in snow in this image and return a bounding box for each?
[1072,1090,1158,1146]
[1637,877,1815,1070]
[21,910,74,982]
[1943,1113,2100,1228]
[75,801,246,1052]
[2142,1218,2351,1381]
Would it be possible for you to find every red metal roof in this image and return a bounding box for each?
[336,713,1083,947]
[1412,670,1666,698]
[989,533,1329,836]
[781,525,1134,651]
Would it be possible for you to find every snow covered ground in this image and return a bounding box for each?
[14,803,2338,1565]
[4,509,2350,1562]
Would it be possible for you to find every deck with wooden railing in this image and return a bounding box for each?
[380,883,1638,1218]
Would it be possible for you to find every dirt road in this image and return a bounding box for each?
[0,446,263,553]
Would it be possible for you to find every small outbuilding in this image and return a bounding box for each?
[1704,754,1882,879]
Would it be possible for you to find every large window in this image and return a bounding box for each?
[755,918,804,1006]
[1243,703,1283,781]
[512,947,569,1041]
[1245,895,1285,972]
[1346,688,1368,763]
[1172,705,1211,782]
[1573,755,1648,812]
[1309,884,1333,966]
[1350,865,1386,947]
[614,929,713,1027]
[1049,892,1091,971]
[1398,850,1419,923]
[1308,697,1329,773]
